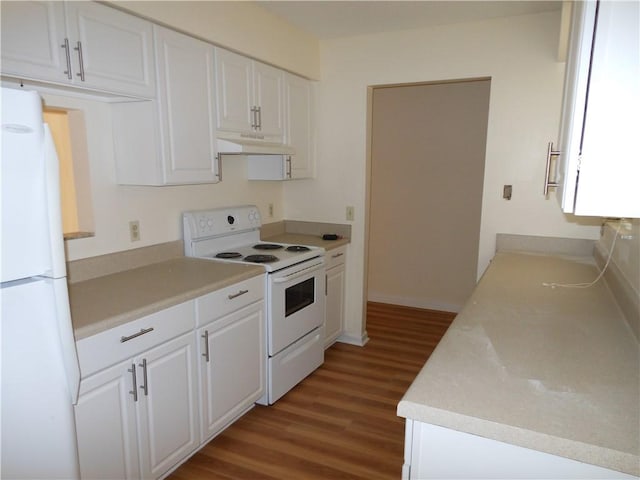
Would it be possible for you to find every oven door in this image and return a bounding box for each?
[268,258,325,356]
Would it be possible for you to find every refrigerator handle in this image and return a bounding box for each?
[43,125,67,279]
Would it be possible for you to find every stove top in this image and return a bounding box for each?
[183,206,324,272]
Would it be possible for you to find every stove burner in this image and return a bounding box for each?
[215,252,242,259]
[286,245,311,252]
[253,243,284,250]
[244,254,279,263]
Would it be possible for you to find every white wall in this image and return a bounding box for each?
[283,11,601,341]
[113,1,320,79]
[44,92,284,262]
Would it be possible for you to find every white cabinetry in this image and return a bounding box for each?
[551,0,639,217]
[0,1,155,98]
[215,48,285,143]
[403,420,636,480]
[112,26,219,185]
[325,247,346,347]
[74,301,198,480]
[247,73,315,181]
[285,73,315,179]
[196,276,265,442]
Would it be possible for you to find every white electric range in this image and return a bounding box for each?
[183,205,325,404]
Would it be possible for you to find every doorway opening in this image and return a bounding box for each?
[366,78,491,315]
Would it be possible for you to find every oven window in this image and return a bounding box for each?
[285,277,315,317]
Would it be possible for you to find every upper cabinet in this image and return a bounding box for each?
[1,1,156,98]
[247,73,316,181]
[550,0,639,218]
[112,26,219,185]
[285,73,315,179]
[215,48,285,144]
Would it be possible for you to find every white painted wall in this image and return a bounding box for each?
[44,92,284,262]
[113,1,320,79]
[283,11,602,341]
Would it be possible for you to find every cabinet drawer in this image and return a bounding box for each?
[196,275,264,326]
[77,300,195,377]
[325,246,347,270]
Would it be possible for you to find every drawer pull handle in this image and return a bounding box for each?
[331,252,344,259]
[228,289,249,300]
[120,327,154,343]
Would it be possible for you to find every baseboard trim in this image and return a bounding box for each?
[336,331,370,347]
[367,293,461,314]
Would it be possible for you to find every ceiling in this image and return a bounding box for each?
[257,1,562,40]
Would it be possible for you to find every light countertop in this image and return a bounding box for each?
[69,257,263,340]
[263,232,350,251]
[397,252,640,475]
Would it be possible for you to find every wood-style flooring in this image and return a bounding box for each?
[168,302,455,480]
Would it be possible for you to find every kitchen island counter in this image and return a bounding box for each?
[69,257,263,339]
[397,251,639,476]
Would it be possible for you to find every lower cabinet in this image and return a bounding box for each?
[403,420,637,479]
[198,300,265,442]
[74,275,265,479]
[325,246,346,347]
[75,332,198,480]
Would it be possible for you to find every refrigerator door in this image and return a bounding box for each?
[1,87,66,282]
[1,277,80,479]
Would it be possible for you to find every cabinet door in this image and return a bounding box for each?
[199,301,265,442]
[0,1,68,83]
[572,0,640,217]
[64,1,155,97]
[137,332,199,479]
[325,262,345,348]
[556,0,640,217]
[75,360,140,480]
[285,73,315,179]
[254,61,285,142]
[215,48,254,135]
[154,26,219,184]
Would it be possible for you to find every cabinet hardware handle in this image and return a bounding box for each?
[228,289,249,300]
[250,106,258,129]
[139,359,148,396]
[286,156,292,179]
[202,330,210,362]
[257,106,262,130]
[61,39,72,79]
[331,252,344,259]
[74,41,85,81]
[325,274,328,296]
[128,363,138,402]
[120,327,154,343]
[544,142,561,196]
[215,153,222,182]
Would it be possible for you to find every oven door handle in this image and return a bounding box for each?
[272,262,324,284]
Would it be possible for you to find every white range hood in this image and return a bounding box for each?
[217,137,295,156]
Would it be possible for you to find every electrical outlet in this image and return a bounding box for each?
[129,220,140,242]
[268,203,274,218]
[346,206,355,221]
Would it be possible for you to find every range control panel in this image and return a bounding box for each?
[183,205,261,240]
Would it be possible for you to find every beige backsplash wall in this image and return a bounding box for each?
[598,218,640,340]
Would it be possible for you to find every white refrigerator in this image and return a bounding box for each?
[1,87,81,478]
